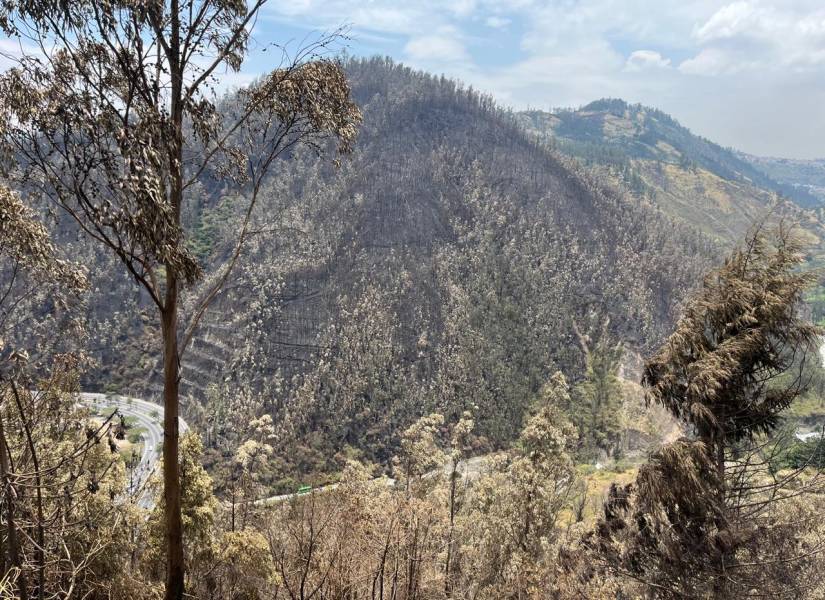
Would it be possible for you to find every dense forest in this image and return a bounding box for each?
[58,57,716,489]
[1,1,824,598]
[519,99,825,327]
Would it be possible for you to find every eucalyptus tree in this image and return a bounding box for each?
[1,187,136,599]
[459,373,577,598]
[0,185,87,354]
[0,1,361,596]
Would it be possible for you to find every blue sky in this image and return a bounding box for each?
[251,0,825,159]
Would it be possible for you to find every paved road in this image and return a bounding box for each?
[78,392,188,510]
[796,430,824,442]
[255,454,488,506]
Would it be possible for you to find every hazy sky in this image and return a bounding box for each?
[256,0,825,159]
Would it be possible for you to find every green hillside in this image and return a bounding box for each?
[519,99,825,333]
[518,99,825,251]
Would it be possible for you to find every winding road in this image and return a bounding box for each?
[78,391,487,508]
[82,340,825,510]
[78,392,188,510]
[796,343,825,442]
[255,455,489,506]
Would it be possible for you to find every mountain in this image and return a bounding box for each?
[518,99,825,247]
[60,59,713,484]
[739,153,825,206]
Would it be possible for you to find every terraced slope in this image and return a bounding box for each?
[52,60,714,478]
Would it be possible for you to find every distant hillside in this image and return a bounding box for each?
[518,99,825,248]
[739,153,825,206]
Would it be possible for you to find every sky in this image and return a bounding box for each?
[251,0,825,159]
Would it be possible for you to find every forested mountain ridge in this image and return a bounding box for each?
[518,99,825,248]
[68,58,713,486]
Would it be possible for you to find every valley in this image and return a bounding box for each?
[1,2,824,595]
[48,65,825,503]
[519,99,825,249]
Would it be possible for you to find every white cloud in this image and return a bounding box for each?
[625,50,671,72]
[257,0,825,157]
[265,0,423,35]
[485,16,511,29]
[679,48,740,76]
[694,1,760,43]
[449,0,477,19]
[265,0,481,36]
[683,1,825,73]
[404,30,470,65]
[0,37,40,67]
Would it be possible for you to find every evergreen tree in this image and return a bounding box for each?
[596,224,825,598]
[571,322,624,458]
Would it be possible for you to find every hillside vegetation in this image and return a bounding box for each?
[58,60,714,488]
[3,0,825,595]
[519,99,825,249]
[2,15,825,594]
[741,153,825,205]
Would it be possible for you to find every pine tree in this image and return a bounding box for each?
[596,224,825,598]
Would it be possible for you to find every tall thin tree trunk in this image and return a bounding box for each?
[164,3,185,597]
[713,438,731,597]
[0,412,28,600]
[10,383,44,600]
[162,281,184,600]
[444,462,458,596]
